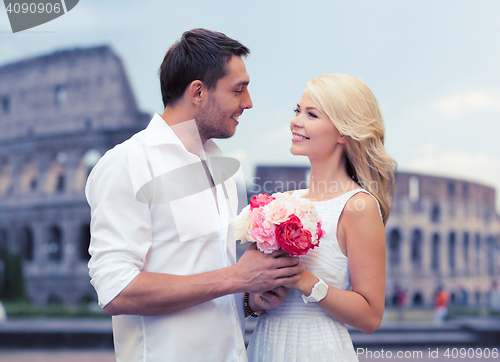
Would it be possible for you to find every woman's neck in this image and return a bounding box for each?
[306,155,358,200]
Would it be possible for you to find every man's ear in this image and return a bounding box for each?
[187,80,204,106]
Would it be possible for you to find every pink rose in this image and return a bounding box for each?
[247,209,278,254]
[264,199,294,224]
[250,193,275,210]
[275,215,317,256]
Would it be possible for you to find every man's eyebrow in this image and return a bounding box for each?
[233,80,249,87]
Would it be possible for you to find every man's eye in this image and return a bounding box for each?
[235,89,243,94]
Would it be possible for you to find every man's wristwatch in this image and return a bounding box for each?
[302,278,328,304]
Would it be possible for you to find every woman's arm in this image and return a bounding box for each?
[286,192,386,334]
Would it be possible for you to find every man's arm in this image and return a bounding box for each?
[103,243,303,316]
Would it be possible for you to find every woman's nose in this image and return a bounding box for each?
[290,115,304,129]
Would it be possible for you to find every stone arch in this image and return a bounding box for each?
[18,226,34,261]
[56,174,65,192]
[79,223,91,261]
[458,288,468,306]
[475,290,481,307]
[0,161,13,197]
[448,181,456,196]
[412,292,424,306]
[46,225,63,262]
[475,233,481,271]
[448,231,456,271]
[388,229,401,267]
[463,232,470,269]
[431,204,441,223]
[411,229,423,267]
[431,233,440,271]
[43,152,68,194]
[19,158,38,193]
[1,95,10,114]
[487,236,495,275]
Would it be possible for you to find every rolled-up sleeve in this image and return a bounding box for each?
[85,144,152,308]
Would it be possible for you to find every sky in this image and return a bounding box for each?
[1,0,500,210]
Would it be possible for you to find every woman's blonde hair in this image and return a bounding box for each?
[306,73,397,225]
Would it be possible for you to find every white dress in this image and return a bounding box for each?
[247,188,379,362]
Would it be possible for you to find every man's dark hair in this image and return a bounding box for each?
[159,28,250,107]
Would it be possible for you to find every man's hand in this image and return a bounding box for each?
[232,243,304,293]
[248,287,289,313]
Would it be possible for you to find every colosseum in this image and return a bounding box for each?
[0,46,149,306]
[386,172,499,309]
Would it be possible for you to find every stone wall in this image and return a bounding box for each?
[386,172,499,308]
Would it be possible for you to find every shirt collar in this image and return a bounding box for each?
[146,113,222,158]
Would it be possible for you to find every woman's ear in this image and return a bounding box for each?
[187,80,204,106]
[338,135,346,144]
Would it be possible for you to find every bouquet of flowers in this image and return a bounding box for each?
[234,192,325,256]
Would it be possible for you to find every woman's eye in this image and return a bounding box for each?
[308,112,318,118]
[293,108,300,114]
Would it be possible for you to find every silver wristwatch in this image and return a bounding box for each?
[302,278,328,304]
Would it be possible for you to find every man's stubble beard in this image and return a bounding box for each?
[195,95,234,141]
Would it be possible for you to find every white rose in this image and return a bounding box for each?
[234,205,251,242]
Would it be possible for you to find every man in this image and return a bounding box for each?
[86,29,303,361]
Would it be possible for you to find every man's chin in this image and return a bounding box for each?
[216,126,236,139]
[208,130,235,140]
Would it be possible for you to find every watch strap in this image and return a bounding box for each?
[302,278,328,304]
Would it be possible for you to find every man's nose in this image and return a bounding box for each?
[242,89,253,110]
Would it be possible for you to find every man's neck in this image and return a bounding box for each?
[160,106,204,156]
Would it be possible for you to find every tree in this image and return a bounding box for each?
[0,244,25,301]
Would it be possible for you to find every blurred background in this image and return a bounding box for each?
[0,0,499,361]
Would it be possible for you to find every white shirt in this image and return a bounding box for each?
[86,114,247,362]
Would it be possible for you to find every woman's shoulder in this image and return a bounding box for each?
[343,191,382,223]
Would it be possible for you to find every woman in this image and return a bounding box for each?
[246,74,397,361]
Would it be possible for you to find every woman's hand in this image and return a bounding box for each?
[248,286,289,313]
[283,269,320,297]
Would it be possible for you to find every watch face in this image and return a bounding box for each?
[316,283,328,298]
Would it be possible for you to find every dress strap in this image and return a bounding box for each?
[333,189,382,232]
[288,188,382,224]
